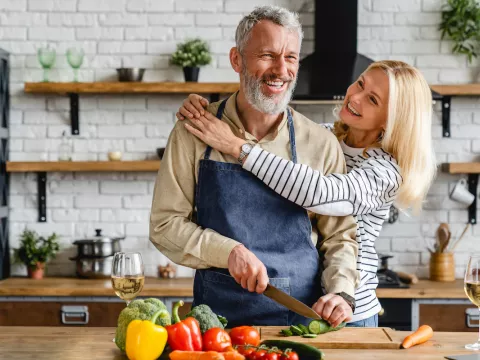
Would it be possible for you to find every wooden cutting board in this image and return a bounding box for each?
[259,326,402,349]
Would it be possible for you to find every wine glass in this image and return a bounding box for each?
[37,46,56,82]
[66,47,84,82]
[464,254,480,350]
[111,252,145,306]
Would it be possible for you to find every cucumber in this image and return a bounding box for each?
[297,324,311,334]
[281,329,293,337]
[260,340,324,360]
[302,333,318,338]
[308,319,346,335]
[289,325,304,336]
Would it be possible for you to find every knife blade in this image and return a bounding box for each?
[263,283,323,320]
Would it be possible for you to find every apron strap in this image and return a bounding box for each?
[204,98,228,160]
[286,108,297,164]
[205,100,297,163]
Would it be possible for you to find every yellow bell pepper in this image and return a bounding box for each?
[126,309,169,360]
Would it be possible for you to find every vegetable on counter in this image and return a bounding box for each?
[166,301,203,351]
[169,350,226,360]
[259,340,324,360]
[401,325,433,349]
[185,304,228,333]
[229,326,260,347]
[203,328,232,352]
[308,319,345,335]
[115,298,171,352]
[126,309,169,360]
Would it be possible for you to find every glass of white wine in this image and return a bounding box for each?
[464,254,480,350]
[111,252,145,306]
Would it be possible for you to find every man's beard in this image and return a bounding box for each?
[241,64,297,115]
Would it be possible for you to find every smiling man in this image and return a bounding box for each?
[149,6,359,327]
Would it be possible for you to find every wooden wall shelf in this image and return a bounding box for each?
[7,161,160,222]
[24,82,240,95]
[443,162,479,225]
[24,82,239,136]
[430,84,480,96]
[6,161,160,173]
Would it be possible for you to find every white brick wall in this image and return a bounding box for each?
[3,0,480,280]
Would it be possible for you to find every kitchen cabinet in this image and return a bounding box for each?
[0,301,125,327]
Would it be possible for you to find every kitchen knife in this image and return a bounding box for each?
[263,283,323,320]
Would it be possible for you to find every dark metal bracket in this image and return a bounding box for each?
[69,93,79,135]
[37,172,47,222]
[442,96,451,138]
[468,174,479,225]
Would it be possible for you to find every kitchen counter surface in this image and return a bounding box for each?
[0,277,467,299]
[0,326,476,360]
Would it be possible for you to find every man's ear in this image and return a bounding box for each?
[230,47,242,74]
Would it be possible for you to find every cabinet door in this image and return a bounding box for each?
[0,302,125,327]
[419,304,478,332]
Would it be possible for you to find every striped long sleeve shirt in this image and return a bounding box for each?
[242,124,402,322]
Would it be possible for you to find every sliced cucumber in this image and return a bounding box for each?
[302,333,318,338]
[308,319,346,335]
[297,324,311,334]
[281,329,293,337]
[289,325,304,336]
[260,339,324,360]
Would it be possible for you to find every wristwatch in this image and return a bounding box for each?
[237,142,254,165]
[335,292,356,312]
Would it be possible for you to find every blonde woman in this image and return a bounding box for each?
[176,60,436,327]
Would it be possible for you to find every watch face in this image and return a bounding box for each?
[241,143,252,153]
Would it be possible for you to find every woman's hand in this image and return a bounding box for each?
[176,94,209,120]
[184,111,244,158]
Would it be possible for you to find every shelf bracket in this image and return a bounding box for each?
[69,93,79,136]
[37,172,47,222]
[442,96,451,138]
[468,174,479,225]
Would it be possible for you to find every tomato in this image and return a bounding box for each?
[251,349,267,360]
[279,350,299,360]
[264,351,279,360]
[237,345,255,357]
[229,326,261,347]
[202,327,232,352]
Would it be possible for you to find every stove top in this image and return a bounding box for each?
[377,269,410,289]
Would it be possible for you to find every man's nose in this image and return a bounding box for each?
[271,56,289,78]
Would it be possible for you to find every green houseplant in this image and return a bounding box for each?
[13,229,60,279]
[439,0,480,63]
[170,38,212,82]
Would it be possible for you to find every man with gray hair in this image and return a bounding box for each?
[150,6,359,327]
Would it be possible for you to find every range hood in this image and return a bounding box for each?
[293,0,441,102]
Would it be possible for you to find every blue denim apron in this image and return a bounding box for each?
[192,98,322,326]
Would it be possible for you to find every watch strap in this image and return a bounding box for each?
[335,292,356,312]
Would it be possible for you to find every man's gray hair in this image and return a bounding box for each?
[235,6,303,54]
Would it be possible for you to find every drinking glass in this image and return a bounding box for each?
[464,254,480,350]
[37,47,56,82]
[111,252,145,306]
[66,47,84,82]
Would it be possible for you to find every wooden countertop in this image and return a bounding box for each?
[0,277,467,299]
[0,326,476,360]
[0,277,194,297]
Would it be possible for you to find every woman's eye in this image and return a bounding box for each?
[370,96,378,105]
[357,80,364,88]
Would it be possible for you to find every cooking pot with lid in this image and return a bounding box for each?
[72,229,125,257]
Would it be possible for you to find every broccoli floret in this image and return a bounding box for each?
[185,304,227,333]
[115,298,171,352]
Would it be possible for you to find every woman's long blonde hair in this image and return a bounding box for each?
[333,60,437,213]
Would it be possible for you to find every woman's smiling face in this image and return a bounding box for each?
[339,68,389,133]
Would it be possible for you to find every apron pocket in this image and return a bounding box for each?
[202,271,290,326]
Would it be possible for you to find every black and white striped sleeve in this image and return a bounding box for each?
[242,146,402,216]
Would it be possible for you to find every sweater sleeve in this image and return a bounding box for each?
[242,145,402,216]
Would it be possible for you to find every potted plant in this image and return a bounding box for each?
[170,38,212,82]
[13,229,60,279]
[439,0,480,63]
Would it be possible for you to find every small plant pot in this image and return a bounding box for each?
[27,262,45,280]
[183,66,200,82]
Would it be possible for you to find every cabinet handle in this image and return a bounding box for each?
[61,305,89,325]
[466,308,479,328]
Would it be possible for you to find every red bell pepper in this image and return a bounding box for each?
[166,300,203,351]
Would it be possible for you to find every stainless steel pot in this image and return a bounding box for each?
[73,229,125,257]
[69,256,113,279]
